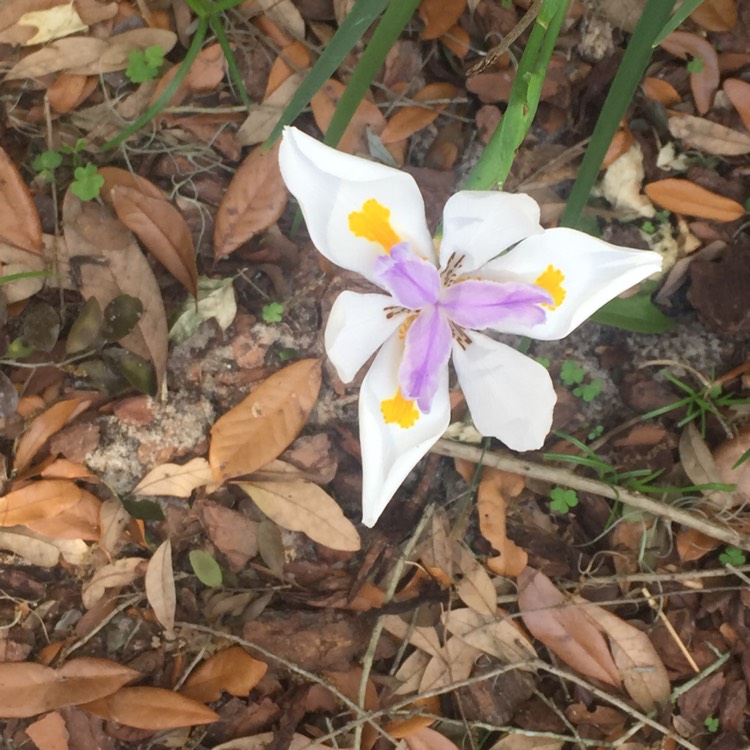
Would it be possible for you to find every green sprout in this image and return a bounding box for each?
[560,359,586,386]
[71,164,104,201]
[574,378,603,403]
[32,150,63,182]
[719,546,747,567]
[549,487,579,513]
[704,716,719,733]
[126,45,166,84]
[262,302,284,323]
[687,57,704,73]
[189,549,223,587]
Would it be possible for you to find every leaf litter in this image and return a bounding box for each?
[0,1,747,748]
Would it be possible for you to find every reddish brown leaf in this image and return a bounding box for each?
[381,82,459,144]
[418,0,466,40]
[723,78,750,133]
[689,0,738,32]
[25,710,70,750]
[80,686,219,729]
[47,72,97,114]
[440,24,470,58]
[0,657,140,718]
[98,166,164,207]
[310,79,387,154]
[209,359,322,482]
[405,727,462,750]
[213,141,287,259]
[660,31,719,115]
[676,528,721,562]
[644,178,745,221]
[15,396,94,473]
[0,146,43,253]
[111,185,198,295]
[265,40,311,98]
[181,647,268,703]
[517,568,621,687]
[24,487,101,540]
[641,77,681,107]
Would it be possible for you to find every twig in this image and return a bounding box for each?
[431,439,750,550]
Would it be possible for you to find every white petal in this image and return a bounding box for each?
[482,227,663,340]
[453,332,555,451]
[325,291,405,383]
[279,128,434,285]
[359,333,450,527]
[439,191,543,273]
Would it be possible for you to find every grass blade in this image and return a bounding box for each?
[266,0,390,145]
[653,0,706,47]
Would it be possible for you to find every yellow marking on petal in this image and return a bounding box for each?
[534,264,566,309]
[381,388,420,428]
[348,198,401,252]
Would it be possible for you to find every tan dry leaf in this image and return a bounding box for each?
[418,0,466,40]
[0,479,85,527]
[80,686,218,729]
[381,82,459,144]
[24,487,100,540]
[0,147,43,253]
[110,185,197,295]
[145,539,176,636]
[405,727,462,750]
[578,597,670,713]
[99,497,132,557]
[181,646,267,703]
[77,28,177,75]
[0,657,140,718]
[713,425,750,502]
[385,696,441,739]
[185,43,227,92]
[454,543,496,616]
[212,734,335,750]
[62,192,169,389]
[240,479,360,552]
[668,113,750,156]
[82,557,147,609]
[419,636,480,692]
[644,178,745,222]
[394,649,432,695]
[209,358,322,482]
[676,528,721,562]
[213,140,287,259]
[442,608,536,664]
[660,31,719,114]
[25,710,70,750]
[690,0,738,32]
[678,422,731,510]
[723,78,750,133]
[134,457,213,498]
[0,526,88,566]
[98,166,164,205]
[517,568,621,687]
[489,735,563,750]
[250,0,305,38]
[17,3,86,45]
[235,72,305,146]
[0,241,46,301]
[198,501,259,572]
[5,37,106,78]
[382,614,443,657]
[311,79,386,154]
[15,395,94,472]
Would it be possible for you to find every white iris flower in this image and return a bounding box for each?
[279,127,662,527]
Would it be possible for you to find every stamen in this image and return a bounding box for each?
[534,265,566,309]
[348,199,401,252]
[380,388,420,428]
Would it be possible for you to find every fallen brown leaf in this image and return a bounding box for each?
[644,178,745,221]
[668,113,750,156]
[25,710,70,750]
[723,78,750,133]
[0,146,43,253]
[181,646,267,703]
[689,0,738,32]
[660,31,719,115]
[381,82,459,145]
[418,0,466,40]
[145,539,176,636]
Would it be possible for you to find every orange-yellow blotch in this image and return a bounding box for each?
[535,264,566,309]
[348,198,400,252]
[381,388,420,428]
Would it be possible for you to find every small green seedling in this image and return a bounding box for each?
[687,57,704,73]
[262,301,284,323]
[719,546,746,567]
[704,716,719,733]
[535,356,551,369]
[126,45,166,84]
[549,487,579,513]
[587,424,604,441]
[71,164,104,201]
[560,359,585,386]
[32,150,63,181]
[574,378,603,403]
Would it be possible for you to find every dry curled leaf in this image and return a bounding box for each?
[668,113,750,156]
[80,686,219,729]
[181,647,267,703]
[110,185,198,295]
[381,82,459,145]
[660,31,719,115]
[723,78,750,133]
[134,458,213,498]
[644,178,745,222]
[689,0,738,32]
[209,359,322,482]
[145,539,176,636]
[239,479,361,552]
[418,0,465,40]
[518,568,621,687]
[0,146,43,253]
[0,480,89,528]
[214,141,287,259]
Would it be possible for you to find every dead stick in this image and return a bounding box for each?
[431,439,750,550]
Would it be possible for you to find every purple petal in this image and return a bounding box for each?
[399,306,452,412]
[439,279,552,330]
[374,242,440,309]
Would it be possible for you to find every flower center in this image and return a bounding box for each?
[534,264,566,309]
[380,388,420,428]
[348,198,401,252]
